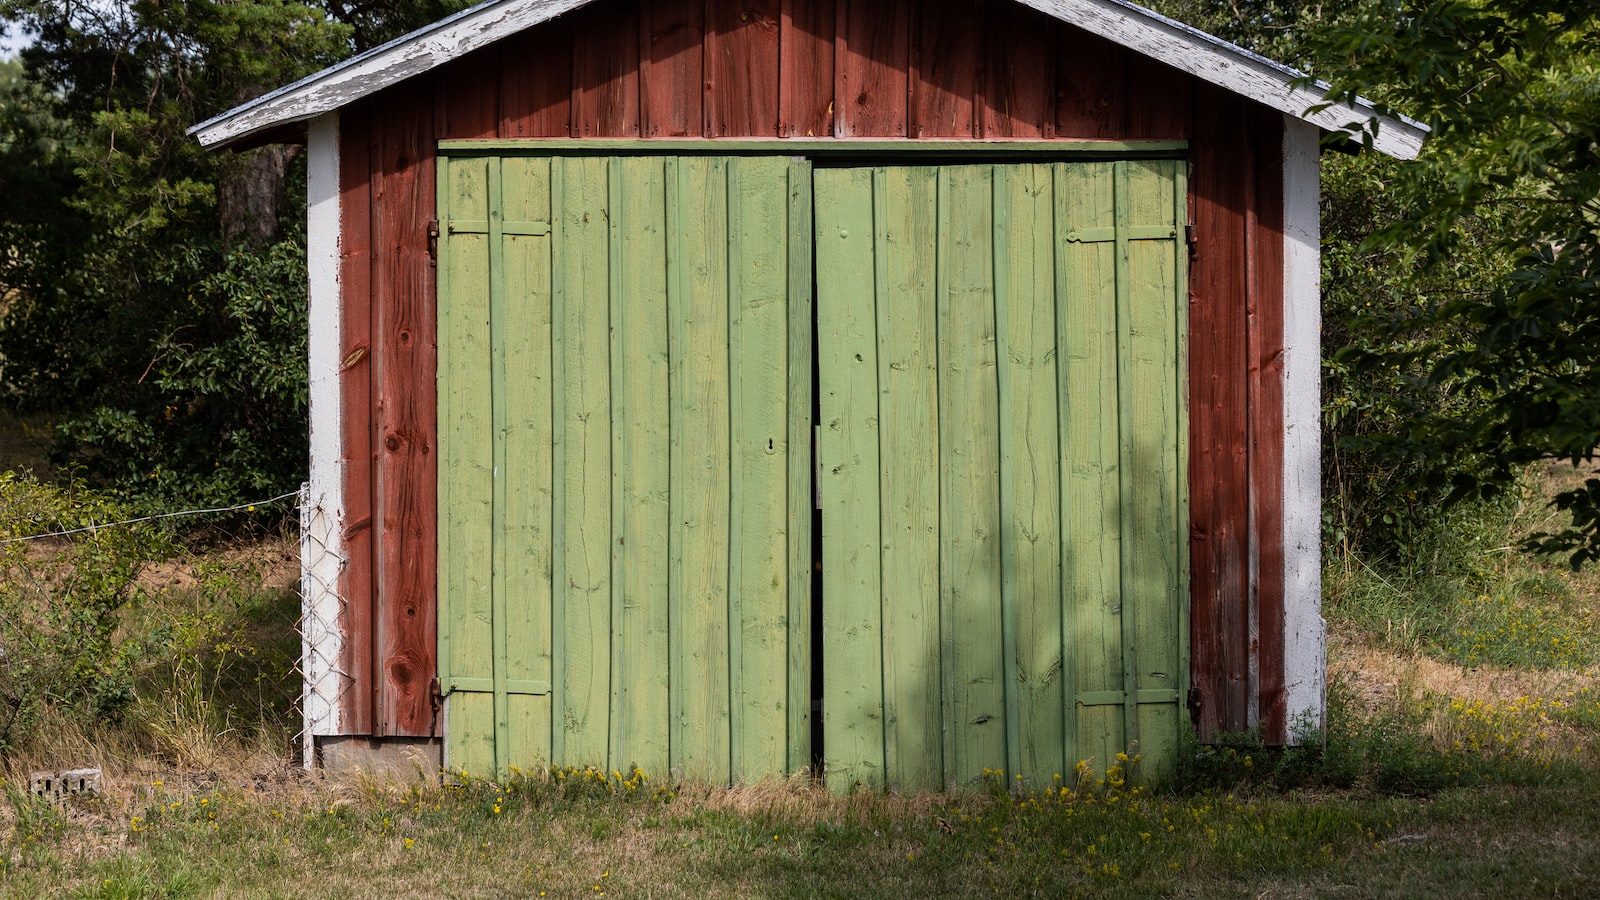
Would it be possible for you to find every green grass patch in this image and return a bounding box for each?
[1326,476,1600,670]
[4,756,1599,898]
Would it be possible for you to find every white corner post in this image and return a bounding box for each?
[301,111,345,765]
[1281,115,1325,741]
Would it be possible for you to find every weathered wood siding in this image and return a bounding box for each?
[816,160,1187,791]
[435,152,813,779]
[336,0,1290,743]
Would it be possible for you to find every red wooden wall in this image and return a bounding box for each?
[336,0,1290,743]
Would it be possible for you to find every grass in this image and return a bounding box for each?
[1326,462,1600,672]
[5,464,1600,896]
[3,751,1599,898]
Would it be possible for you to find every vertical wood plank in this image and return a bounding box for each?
[779,0,836,136]
[1189,84,1252,738]
[835,0,909,137]
[877,166,943,792]
[909,0,981,138]
[499,20,574,137]
[338,103,375,737]
[640,0,704,137]
[549,160,569,767]
[501,155,556,770]
[666,157,687,774]
[488,157,513,773]
[439,52,502,140]
[437,154,495,775]
[1125,159,1185,775]
[981,1,1056,138]
[1055,25,1124,140]
[555,156,614,764]
[707,0,781,136]
[612,157,673,775]
[1124,51,1191,140]
[785,157,815,773]
[990,168,1025,784]
[724,160,746,782]
[675,156,733,783]
[607,158,628,773]
[997,163,1066,786]
[1058,161,1122,772]
[938,164,1005,787]
[728,156,794,779]
[1172,158,1193,760]
[1250,109,1288,743]
[372,90,438,737]
[572,0,642,137]
[816,166,886,791]
[1112,162,1143,758]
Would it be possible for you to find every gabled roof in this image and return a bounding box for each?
[189,0,1426,159]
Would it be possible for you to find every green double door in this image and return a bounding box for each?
[437,151,1187,791]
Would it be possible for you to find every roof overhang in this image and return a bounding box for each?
[189,0,1426,159]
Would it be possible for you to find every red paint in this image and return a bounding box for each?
[910,0,980,138]
[1188,84,1252,739]
[499,21,573,137]
[338,102,376,737]
[1124,53,1189,140]
[572,0,641,137]
[708,0,781,136]
[1055,25,1124,139]
[331,0,1300,745]
[779,0,835,136]
[1249,107,1288,743]
[440,52,502,140]
[982,2,1056,138]
[835,0,909,136]
[370,89,439,737]
[641,0,704,137]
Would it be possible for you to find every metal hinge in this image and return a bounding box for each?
[1184,223,1198,246]
[1186,687,1202,721]
[427,219,441,266]
[429,676,443,737]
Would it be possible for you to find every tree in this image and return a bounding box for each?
[0,1,471,509]
[1306,1,1600,563]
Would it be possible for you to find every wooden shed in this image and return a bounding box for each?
[194,0,1422,790]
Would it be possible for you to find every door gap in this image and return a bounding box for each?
[810,265,825,777]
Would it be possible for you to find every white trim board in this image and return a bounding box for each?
[300,112,346,762]
[190,0,1424,159]
[1280,115,1326,741]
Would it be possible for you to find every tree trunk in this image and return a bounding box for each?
[218,144,297,245]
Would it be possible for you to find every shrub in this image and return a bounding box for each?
[0,471,171,753]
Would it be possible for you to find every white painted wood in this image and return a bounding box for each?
[191,0,1425,160]
[191,0,592,148]
[301,112,345,763]
[1016,0,1425,159]
[1280,115,1325,742]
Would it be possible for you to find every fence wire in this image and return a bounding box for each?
[298,483,349,768]
[0,478,311,763]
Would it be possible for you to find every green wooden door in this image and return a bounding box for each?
[436,153,815,781]
[815,161,1189,792]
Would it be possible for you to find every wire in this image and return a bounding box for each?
[0,489,300,546]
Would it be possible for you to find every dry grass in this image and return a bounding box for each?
[6,465,1600,895]
[1330,625,1600,713]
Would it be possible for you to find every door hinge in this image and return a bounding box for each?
[427,219,441,266]
[429,676,443,737]
[1186,687,1202,721]
[1184,223,1198,246]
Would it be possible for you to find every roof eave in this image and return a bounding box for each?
[189,0,590,149]
[191,0,1426,160]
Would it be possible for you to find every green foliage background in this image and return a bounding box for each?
[3,0,1598,565]
[0,1,472,510]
